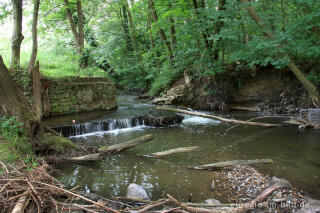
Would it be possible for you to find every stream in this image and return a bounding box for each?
[50,94,320,202]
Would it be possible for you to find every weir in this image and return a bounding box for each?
[53,115,184,137]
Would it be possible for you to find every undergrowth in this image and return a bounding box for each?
[0,116,37,167]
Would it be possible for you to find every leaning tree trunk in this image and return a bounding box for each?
[63,0,84,53]
[0,55,36,132]
[27,0,40,73]
[239,0,320,106]
[10,0,24,70]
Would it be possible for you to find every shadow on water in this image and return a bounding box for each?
[52,95,320,202]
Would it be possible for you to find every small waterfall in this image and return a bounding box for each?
[57,118,145,137]
[52,115,184,137]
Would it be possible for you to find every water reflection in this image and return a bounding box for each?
[55,95,320,201]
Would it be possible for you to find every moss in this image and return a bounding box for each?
[0,138,19,163]
[41,133,76,153]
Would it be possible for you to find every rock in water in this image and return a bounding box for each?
[126,183,150,200]
[203,199,221,205]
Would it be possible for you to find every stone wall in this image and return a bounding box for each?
[44,77,117,116]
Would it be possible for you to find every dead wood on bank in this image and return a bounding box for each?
[189,159,274,170]
[156,106,282,127]
[46,134,154,164]
[165,177,291,213]
[225,115,320,132]
[0,162,297,213]
[45,153,102,164]
[0,163,120,213]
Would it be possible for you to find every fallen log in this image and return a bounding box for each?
[189,159,274,170]
[225,115,320,132]
[156,106,282,127]
[46,153,102,164]
[99,134,154,153]
[148,146,200,157]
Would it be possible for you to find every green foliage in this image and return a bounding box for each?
[40,133,76,153]
[0,117,36,165]
[0,117,23,139]
[2,0,319,96]
[0,2,10,23]
[307,71,320,85]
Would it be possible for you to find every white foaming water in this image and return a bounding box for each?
[182,115,220,125]
[69,125,148,138]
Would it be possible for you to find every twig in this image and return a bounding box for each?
[70,203,100,213]
[29,190,41,213]
[182,202,236,207]
[27,181,43,205]
[8,191,28,202]
[136,199,170,213]
[167,194,221,213]
[162,207,182,213]
[31,180,120,213]
[0,179,15,193]
[0,160,9,175]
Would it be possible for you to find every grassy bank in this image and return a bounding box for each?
[0,117,36,167]
[0,35,108,79]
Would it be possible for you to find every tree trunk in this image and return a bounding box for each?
[168,3,177,50]
[76,0,85,51]
[120,4,133,52]
[0,55,36,131]
[10,0,24,70]
[27,0,40,73]
[239,0,320,106]
[148,0,174,63]
[32,61,42,120]
[169,17,176,50]
[147,12,155,49]
[125,0,139,56]
[63,0,83,53]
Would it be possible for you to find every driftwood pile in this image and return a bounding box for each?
[0,161,294,213]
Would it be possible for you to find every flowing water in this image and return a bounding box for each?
[53,95,320,202]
